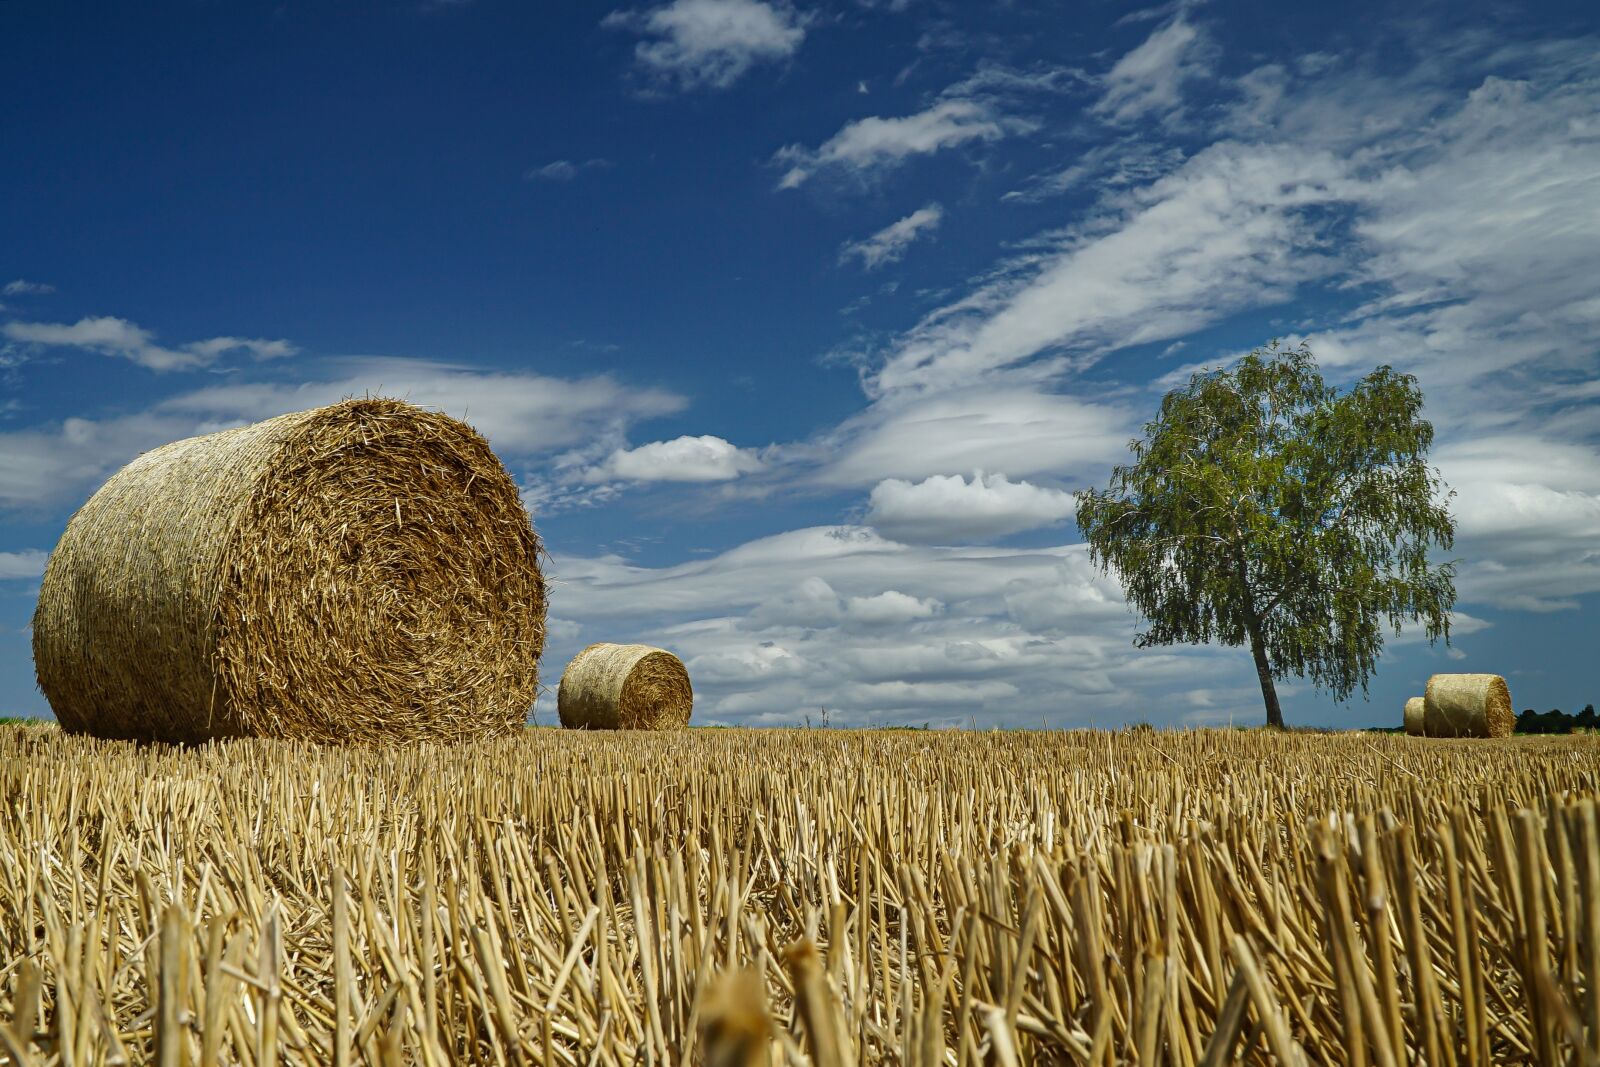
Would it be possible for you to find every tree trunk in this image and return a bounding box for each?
[1247,626,1285,729]
[1233,545,1285,729]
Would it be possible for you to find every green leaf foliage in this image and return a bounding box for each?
[1076,341,1457,723]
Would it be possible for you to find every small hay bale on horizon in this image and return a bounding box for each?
[1403,696,1425,736]
[32,398,547,744]
[557,643,692,730]
[1423,673,1514,738]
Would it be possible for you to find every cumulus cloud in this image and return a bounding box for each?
[603,0,806,91]
[2,280,54,296]
[844,588,942,625]
[775,100,1012,189]
[839,203,943,269]
[867,471,1076,543]
[3,316,298,372]
[585,434,764,482]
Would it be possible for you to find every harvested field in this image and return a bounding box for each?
[0,725,1598,1065]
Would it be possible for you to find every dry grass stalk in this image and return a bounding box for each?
[31,398,546,744]
[1423,673,1515,738]
[557,644,692,730]
[0,724,1596,1064]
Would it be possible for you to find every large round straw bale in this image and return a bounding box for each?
[1423,674,1513,738]
[32,398,546,744]
[1403,696,1426,736]
[558,643,692,730]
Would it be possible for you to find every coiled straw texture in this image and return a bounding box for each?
[32,398,546,744]
[557,643,693,730]
[1423,673,1514,739]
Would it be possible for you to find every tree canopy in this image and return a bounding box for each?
[1075,341,1457,727]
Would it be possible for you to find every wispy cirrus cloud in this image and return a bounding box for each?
[3,316,297,372]
[775,100,1016,189]
[839,203,943,269]
[524,158,613,182]
[2,280,54,297]
[604,0,807,92]
[1092,14,1217,124]
[870,141,1351,395]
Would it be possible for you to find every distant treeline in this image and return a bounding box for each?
[1516,704,1598,734]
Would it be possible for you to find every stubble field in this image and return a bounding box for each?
[0,724,1597,1065]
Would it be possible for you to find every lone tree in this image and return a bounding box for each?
[1076,341,1457,728]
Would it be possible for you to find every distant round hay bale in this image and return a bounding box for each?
[1423,674,1513,738]
[1403,697,1426,736]
[32,398,546,744]
[557,643,692,730]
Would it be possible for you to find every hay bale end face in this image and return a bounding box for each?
[558,643,692,730]
[1423,673,1514,739]
[32,398,546,744]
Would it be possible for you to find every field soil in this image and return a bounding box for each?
[0,724,1597,1065]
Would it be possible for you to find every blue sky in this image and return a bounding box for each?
[2,0,1597,728]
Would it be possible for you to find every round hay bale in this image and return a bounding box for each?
[1423,673,1514,738]
[32,398,546,744]
[1403,696,1426,736]
[557,643,692,730]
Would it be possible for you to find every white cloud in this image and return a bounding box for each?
[0,549,48,580]
[2,280,54,296]
[839,203,943,269]
[0,358,687,512]
[748,577,942,628]
[603,0,806,91]
[3,316,298,372]
[869,141,1349,394]
[867,471,1076,543]
[775,100,1011,189]
[0,412,202,512]
[525,159,612,181]
[844,588,942,625]
[1434,436,1600,613]
[1003,140,1185,203]
[1093,14,1217,124]
[540,524,1274,725]
[585,434,764,482]
[1442,437,1600,542]
[183,336,296,362]
[159,357,685,457]
[815,387,1135,487]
